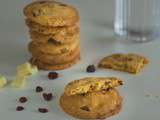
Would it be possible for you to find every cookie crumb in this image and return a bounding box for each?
[145,94,151,97]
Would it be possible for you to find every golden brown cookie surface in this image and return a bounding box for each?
[30,47,80,64]
[30,56,80,70]
[60,89,122,119]
[24,1,79,27]
[28,38,79,55]
[64,77,123,96]
[26,19,79,36]
[98,53,149,74]
[29,27,80,44]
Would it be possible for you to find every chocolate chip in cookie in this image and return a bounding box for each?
[48,38,61,45]
[80,106,90,112]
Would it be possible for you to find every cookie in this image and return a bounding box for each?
[30,47,80,64]
[64,77,123,96]
[60,89,122,119]
[29,27,80,44]
[24,1,79,27]
[98,53,149,74]
[30,56,80,70]
[26,19,79,36]
[28,38,79,55]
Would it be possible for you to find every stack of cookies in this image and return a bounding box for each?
[23,0,80,70]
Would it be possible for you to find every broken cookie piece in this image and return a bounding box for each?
[98,53,149,74]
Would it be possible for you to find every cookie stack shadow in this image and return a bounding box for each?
[23,1,80,70]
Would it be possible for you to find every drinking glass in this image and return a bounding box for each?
[114,0,160,42]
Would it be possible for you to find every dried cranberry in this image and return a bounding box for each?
[16,106,24,111]
[19,97,27,103]
[48,72,58,80]
[86,65,96,73]
[42,93,53,101]
[36,86,43,93]
[38,108,48,113]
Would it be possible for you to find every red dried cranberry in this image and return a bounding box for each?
[19,97,27,103]
[36,86,43,93]
[16,106,24,111]
[42,93,53,101]
[48,72,58,80]
[86,65,96,73]
[38,108,48,113]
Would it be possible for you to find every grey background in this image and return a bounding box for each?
[1,1,160,120]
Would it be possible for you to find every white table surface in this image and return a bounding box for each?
[0,0,160,120]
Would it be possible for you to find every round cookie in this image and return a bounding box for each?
[24,1,79,27]
[29,27,80,44]
[28,38,79,55]
[30,47,80,64]
[30,57,80,70]
[60,89,122,119]
[26,19,79,36]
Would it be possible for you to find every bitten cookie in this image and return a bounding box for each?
[30,56,80,70]
[24,0,79,27]
[28,38,79,55]
[26,19,79,36]
[98,53,149,74]
[60,77,123,119]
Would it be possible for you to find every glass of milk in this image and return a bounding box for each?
[114,0,160,42]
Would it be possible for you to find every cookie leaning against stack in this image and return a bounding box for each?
[60,77,123,119]
[23,0,80,70]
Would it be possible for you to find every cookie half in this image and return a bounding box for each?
[60,89,122,119]
[64,77,123,96]
[98,53,149,74]
[24,0,79,27]
[26,19,79,36]
[30,56,80,70]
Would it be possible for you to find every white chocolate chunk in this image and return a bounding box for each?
[30,65,38,75]
[17,62,38,77]
[0,75,7,88]
[11,76,26,88]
